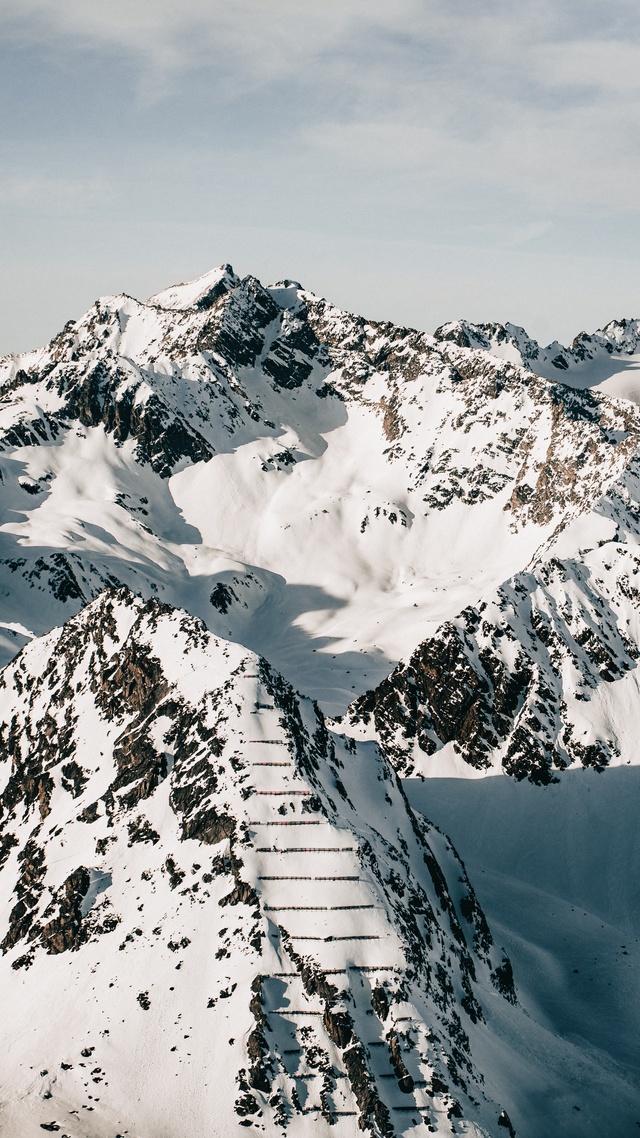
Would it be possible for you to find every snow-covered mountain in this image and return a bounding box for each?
[0,266,638,716]
[344,530,640,783]
[342,333,640,783]
[0,589,518,1137]
[2,265,640,1136]
[4,590,640,1138]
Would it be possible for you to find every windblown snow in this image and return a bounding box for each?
[1,266,640,1137]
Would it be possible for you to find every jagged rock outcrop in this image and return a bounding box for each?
[433,316,640,381]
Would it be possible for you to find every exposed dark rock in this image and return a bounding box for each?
[0,832,18,870]
[98,637,168,720]
[498,1108,517,1136]
[247,977,273,1094]
[60,760,89,798]
[109,723,167,808]
[127,816,161,845]
[387,1029,414,1093]
[280,930,339,1003]
[220,880,259,908]
[210,583,238,614]
[37,866,91,954]
[165,699,229,844]
[234,1092,261,1117]
[371,984,389,1021]
[1,835,46,952]
[491,956,517,1004]
[343,1043,394,1137]
[164,856,185,890]
[59,360,214,478]
[11,951,35,970]
[30,553,85,604]
[323,1007,354,1050]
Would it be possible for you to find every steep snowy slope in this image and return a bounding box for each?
[3,591,639,1138]
[0,589,521,1138]
[405,769,640,1128]
[3,265,640,1134]
[0,267,638,712]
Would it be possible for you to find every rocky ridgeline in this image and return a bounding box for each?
[434,316,640,377]
[6,264,636,510]
[0,589,519,1138]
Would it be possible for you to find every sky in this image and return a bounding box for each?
[1,0,640,354]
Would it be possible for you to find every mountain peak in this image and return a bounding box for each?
[433,319,543,366]
[147,264,240,311]
[0,586,518,1137]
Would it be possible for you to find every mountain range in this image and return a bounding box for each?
[1,266,640,1137]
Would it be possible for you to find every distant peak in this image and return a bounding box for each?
[147,264,239,311]
[270,278,303,289]
[433,314,640,386]
[433,319,541,364]
[267,279,307,311]
[596,317,640,354]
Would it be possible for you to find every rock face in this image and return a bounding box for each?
[0,589,519,1138]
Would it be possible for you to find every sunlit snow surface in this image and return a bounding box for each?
[0,593,524,1138]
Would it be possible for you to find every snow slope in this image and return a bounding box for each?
[3,591,639,1138]
[406,770,640,1131]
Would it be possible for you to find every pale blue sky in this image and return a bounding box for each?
[1,0,640,354]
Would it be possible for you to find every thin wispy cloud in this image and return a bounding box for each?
[3,0,640,209]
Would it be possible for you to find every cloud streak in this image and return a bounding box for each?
[3,1,640,210]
